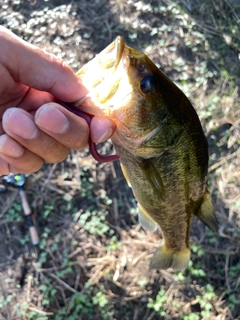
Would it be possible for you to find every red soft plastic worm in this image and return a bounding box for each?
[57,100,120,163]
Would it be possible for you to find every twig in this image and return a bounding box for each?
[209,150,239,172]
[44,271,78,294]
[204,249,238,255]
[40,163,57,192]
[26,275,32,303]
[74,272,81,290]
[27,306,54,316]
[113,197,120,227]
[223,0,240,22]
[146,311,156,320]
[0,192,18,218]
[225,254,230,290]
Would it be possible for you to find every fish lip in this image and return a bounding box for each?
[73,36,128,110]
[98,35,126,72]
[114,36,125,71]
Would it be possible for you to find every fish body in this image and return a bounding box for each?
[75,37,217,270]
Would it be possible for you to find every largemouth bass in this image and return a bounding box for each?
[60,36,217,270]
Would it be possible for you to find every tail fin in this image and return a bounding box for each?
[150,244,190,270]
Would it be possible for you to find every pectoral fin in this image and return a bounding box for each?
[139,159,165,201]
[195,189,218,232]
[138,202,158,232]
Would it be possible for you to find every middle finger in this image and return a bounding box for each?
[2,108,70,163]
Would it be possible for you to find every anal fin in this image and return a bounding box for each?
[138,203,158,232]
[120,162,158,232]
[195,189,218,232]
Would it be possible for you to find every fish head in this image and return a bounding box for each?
[76,36,174,146]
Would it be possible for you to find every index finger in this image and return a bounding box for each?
[0,26,88,102]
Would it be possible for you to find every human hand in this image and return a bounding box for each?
[0,27,116,176]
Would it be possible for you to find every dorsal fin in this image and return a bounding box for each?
[195,189,218,232]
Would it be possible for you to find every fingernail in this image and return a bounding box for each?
[0,135,24,157]
[3,109,38,139]
[35,104,69,134]
[96,127,114,144]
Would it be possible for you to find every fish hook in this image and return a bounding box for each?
[56,100,120,163]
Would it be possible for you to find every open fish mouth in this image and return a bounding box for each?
[57,36,131,163]
[73,36,130,115]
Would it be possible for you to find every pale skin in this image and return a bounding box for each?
[0,26,116,176]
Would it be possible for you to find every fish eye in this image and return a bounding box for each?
[140,75,155,94]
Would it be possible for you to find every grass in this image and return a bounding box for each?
[0,0,240,319]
